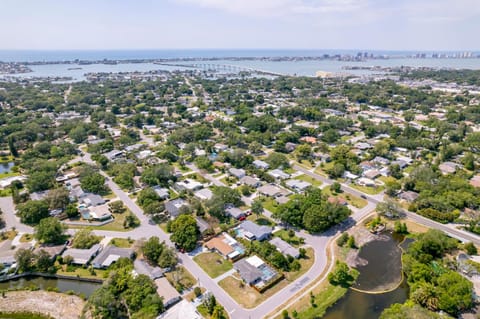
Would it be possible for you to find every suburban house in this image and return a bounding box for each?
[154,277,181,308]
[205,232,245,260]
[239,176,262,188]
[226,206,246,220]
[237,220,272,241]
[285,179,311,193]
[193,188,213,201]
[153,186,170,200]
[165,198,189,218]
[258,184,287,198]
[83,204,112,221]
[79,193,106,207]
[104,149,124,161]
[269,237,300,258]
[62,244,102,265]
[439,161,460,175]
[161,299,203,319]
[268,169,290,180]
[399,191,419,202]
[92,245,134,269]
[134,259,164,280]
[229,168,246,179]
[196,217,211,234]
[233,255,278,290]
[253,160,270,170]
[174,179,203,192]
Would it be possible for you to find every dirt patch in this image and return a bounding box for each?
[0,291,85,319]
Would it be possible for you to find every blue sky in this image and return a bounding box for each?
[0,0,478,50]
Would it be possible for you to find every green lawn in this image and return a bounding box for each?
[69,211,140,232]
[322,186,367,209]
[294,283,349,319]
[273,229,305,247]
[350,184,384,195]
[19,233,33,243]
[193,252,233,278]
[295,174,322,188]
[0,171,19,179]
[0,230,18,242]
[247,214,275,226]
[314,162,333,177]
[165,266,196,293]
[284,248,315,282]
[55,263,107,280]
[110,238,134,248]
[259,196,280,214]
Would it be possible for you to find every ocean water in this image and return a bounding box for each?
[1,49,480,80]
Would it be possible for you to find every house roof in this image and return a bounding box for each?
[258,184,283,197]
[154,277,180,305]
[81,193,105,207]
[285,179,311,191]
[239,176,262,187]
[226,206,245,219]
[194,188,213,200]
[270,237,300,258]
[205,235,235,256]
[165,199,188,217]
[233,259,263,284]
[92,245,133,268]
[196,217,210,233]
[134,259,164,279]
[239,220,272,240]
[62,244,101,265]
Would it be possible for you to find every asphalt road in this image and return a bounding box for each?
[3,154,480,319]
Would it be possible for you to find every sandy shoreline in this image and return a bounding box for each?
[0,290,86,319]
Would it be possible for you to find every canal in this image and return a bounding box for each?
[0,276,101,297]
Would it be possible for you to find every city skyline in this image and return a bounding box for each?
[0,0,479,51]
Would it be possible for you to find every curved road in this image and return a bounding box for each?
[3,155,480,319]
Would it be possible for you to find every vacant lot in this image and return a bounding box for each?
[0,291,85,319]
[194,252,233,278]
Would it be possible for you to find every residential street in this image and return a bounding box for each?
[3,156,480,319]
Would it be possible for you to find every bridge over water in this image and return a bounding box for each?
[154,62,285,76]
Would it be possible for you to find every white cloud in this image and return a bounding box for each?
[173,0,369,18]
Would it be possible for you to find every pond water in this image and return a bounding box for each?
[0,276,100,297]
[324,232,408,319]
[0,162,14,174]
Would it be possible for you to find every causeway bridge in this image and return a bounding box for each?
[155,62,285,76]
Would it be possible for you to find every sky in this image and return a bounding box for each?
[0,0,479,51]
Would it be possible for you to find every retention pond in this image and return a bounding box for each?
[324,232,409,319]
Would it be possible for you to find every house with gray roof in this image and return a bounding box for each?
[92,245,134,269]
[165,198,189,218]
[239,176,262,188]
[80,193,106,207]
[104,149,124,161]
[153,186,170,200]
[253,160,270,170]
[233,259,263,285]
[134,259,165,279]
[226,206,246,220]
[62,244,101,265]
[228,168,246,179]
[270,237,300,258]
[238,220,272,241]
[268,169,290,180]
[285,179,311,193]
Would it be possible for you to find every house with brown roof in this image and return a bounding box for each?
[205,233,244,260]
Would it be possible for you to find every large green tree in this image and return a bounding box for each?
[168,214,199,252]
[35,217,66,244]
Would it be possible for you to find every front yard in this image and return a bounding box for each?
[295,174,322,188]
[193,252,233,278]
